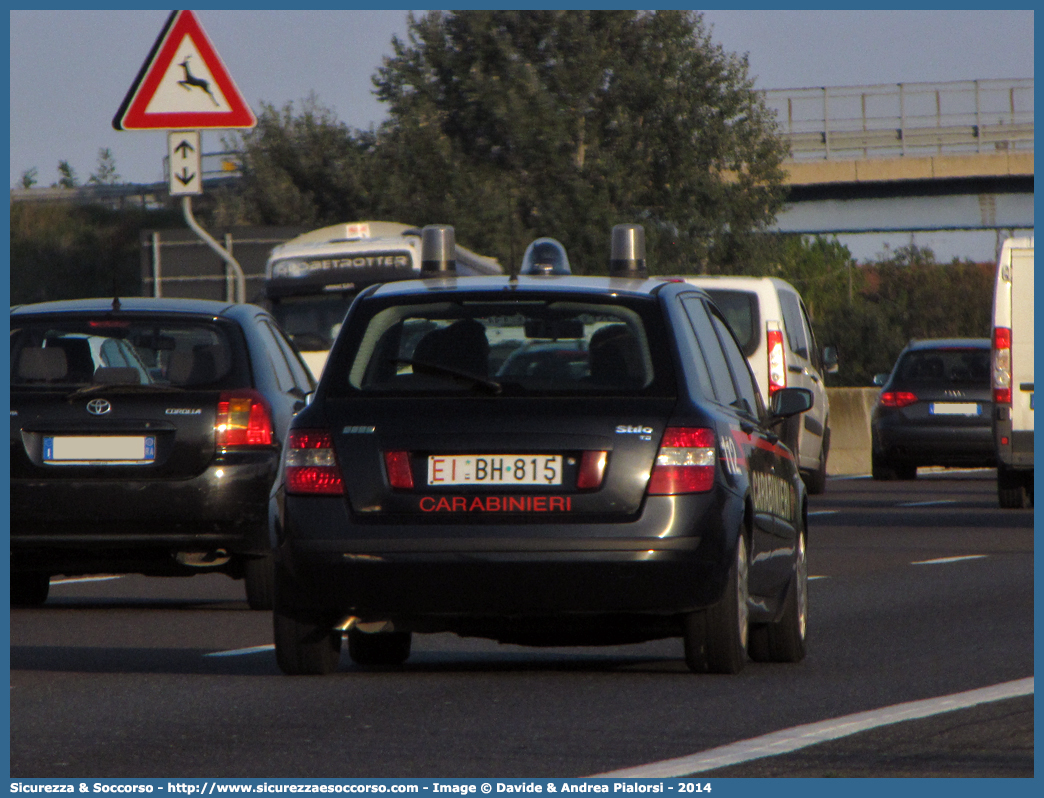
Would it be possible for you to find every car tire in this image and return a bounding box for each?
[804,429,829,495]
[273,610,342,675]
[998,466,1031,509]
[749,529,807,663]
[11,572,50,606]
[347,628,412,667]
[896,463,917,480]
[244,554,275,611]
[871,451,897,481]
[684,536,748,674]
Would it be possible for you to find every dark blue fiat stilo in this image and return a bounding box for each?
[270,225,813,675]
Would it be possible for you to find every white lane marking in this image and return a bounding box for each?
[592,677,1033,778]
[912,555,988,565]
[51,576,123,585]
[204,644,276,658]
[808,510,837,516]
[898,500,957,507]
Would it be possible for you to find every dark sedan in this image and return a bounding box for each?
[871,338,993,480]
[10,297,315,608]
[270,225,813,675]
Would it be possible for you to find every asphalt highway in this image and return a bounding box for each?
[9,470,1033,779]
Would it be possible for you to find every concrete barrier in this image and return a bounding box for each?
[826,387,879,476]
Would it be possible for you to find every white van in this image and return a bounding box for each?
[674,276,837,493]
[991,237,1034,508]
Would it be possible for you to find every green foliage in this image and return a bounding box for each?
[10,203,179,305]
[54,160,78,189]
[215,95,378,227]
[88,148,121,186]
[813,245,995,386]
[368,10,788,274]
[20,167,38,189]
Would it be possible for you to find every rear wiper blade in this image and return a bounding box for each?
[390,358,503,395]
[65,384,185,400]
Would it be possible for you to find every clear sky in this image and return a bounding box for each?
[8,8,1035,260]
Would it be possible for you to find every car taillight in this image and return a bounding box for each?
[384,450,414,490]
[648,427,716,495]
[285,430,344,495]
[993,327,1012,405]
[216,390,273,447]
[879,391,918,408]
[767,326,786,395]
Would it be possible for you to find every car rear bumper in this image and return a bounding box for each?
[873,421,994,467]
[273,493,740,628]
[11,451,278,574]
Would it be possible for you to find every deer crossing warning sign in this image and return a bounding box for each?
[113,10,256,131]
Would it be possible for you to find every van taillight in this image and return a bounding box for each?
[879,391,918,408]
[767,327,786,395]
[992,327,1012,405]
[648,427,716,495]
[216,390,273,447]
[285,430,344,495]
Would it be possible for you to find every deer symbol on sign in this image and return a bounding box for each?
[177,56,219,106]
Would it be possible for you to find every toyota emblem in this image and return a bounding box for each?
[86,398,112,416]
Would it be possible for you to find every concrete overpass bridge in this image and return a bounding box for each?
[767,78,1033,253]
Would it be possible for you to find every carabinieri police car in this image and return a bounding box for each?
[270,224,813,675]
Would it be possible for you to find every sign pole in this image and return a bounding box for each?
[181,195,246,304]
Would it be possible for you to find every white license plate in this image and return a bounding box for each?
[929,402,980,416]
[427,455,562,485]
[43,436,156,464]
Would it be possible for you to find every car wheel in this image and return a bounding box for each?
[347,628,412,667]
[749,529,807,663]
[998,466,1030,508]
[684,535,748,674]
[871,451,897,481]
[804,429,829,495]
[244,554,275,611]
[273,610,342,675]
[11,572,50,606]
[896,463,917,480]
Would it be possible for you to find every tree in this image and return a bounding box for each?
[216,95,378,227]
[20,167,38,189]
[54,160,78,189]
[88,148,120,185]
[371,10,789,274]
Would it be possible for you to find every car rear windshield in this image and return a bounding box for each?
[703,289,759,357]
[892,347,991,388]
[330,295,675,396]
[10,317,246,389]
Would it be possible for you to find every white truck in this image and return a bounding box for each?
[263,221,501,377]
[991,237,1034,508]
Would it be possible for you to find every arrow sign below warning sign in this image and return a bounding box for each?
[168,131,202,195]
[113,10,256,130]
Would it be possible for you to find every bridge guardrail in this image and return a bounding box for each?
[765,78,1033,161]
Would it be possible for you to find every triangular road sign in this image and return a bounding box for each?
[113,10,256,130]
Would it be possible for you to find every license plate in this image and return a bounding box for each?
[929,402,980,416]
[428,455,562,485]
[43,436,156,464]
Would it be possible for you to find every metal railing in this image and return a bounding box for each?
[763,78,1033,160]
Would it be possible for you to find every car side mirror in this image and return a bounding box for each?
[769,387,813,424]
[822,346,839,374]
[872,373,888,386]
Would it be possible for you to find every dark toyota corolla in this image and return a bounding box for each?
[10,297,315,609]
[270,225,813,675]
